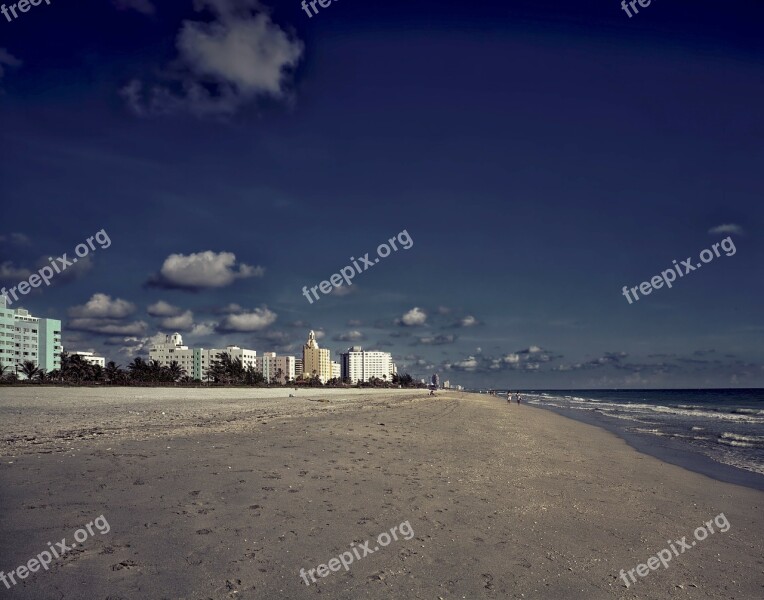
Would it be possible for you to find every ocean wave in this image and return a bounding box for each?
[719,432,764,449]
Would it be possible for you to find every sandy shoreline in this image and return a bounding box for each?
[0,388,762,599]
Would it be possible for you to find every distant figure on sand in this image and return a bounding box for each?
[516,394,521,405]
[507,391,511,403]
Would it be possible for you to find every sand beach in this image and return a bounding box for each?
[0,388,761,599]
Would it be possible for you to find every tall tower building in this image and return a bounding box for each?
[302,330,332,383]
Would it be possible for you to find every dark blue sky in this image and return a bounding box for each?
[1,0,762,387]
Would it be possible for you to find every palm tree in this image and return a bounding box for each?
[128,357,149,382]
[0,360,10,381]
[105,361,124,384]
[167,361,186,382]
[19,360,40,381]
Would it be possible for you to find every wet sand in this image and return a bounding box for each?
[0,387,761,599]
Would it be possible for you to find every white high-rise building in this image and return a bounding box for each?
[149,333,257,381]
[255,352,296,384]
[71,351,106,368]
[331,361,341,380]
[0,296,61,376]
[340,346,395,384]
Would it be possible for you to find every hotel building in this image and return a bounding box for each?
[0,296,61,376]
[71,351,106,368]
[339,346,396,384]
[149,333,257,381]
[256,352,296,384]
[149,333,294,382]
[302,330,332,383]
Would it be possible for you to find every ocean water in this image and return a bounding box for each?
[506,389,764,491]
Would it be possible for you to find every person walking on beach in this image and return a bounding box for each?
[516,393,521,405]
[507,391,511,403]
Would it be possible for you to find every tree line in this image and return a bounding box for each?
[0,352,424,388]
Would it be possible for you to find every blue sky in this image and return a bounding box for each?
[1,0,762,388]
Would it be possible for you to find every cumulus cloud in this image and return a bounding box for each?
[160,310,194,330]
[148,250,264,290]
[444,345,561,374]
[147,300,183,317]
[449,314,480,328]
[398,307,427,327]
[113,332,166,357]
[331,284,356,297]
[416,334,456,345]
[121,0,303,117]
[0,48,21,80]
[0,261,32,282]
[190,322,216,336]
[68,318,148,336]
[0,232,30,246]
[215,302,245,314]
[69,293,136,318]
[708,224,744,236]
[334,330,364,342]
[112,0,155,14]
[218,306,276,331]
[453,356,479,371]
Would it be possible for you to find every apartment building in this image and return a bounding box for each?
[256,352,296,384]
[149,332,257,380]
[0,296,61,376]
[71,351,106,368]
[339,346,395,384]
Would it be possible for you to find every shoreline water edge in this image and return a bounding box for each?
[506,389,764,491]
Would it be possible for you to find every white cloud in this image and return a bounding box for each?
[160,310,194,330]
[122,0,303,117]
[455,357,479,371]
[112,0,155,14]
[147,300,182,317]
[458,315,478,327]
[116,332,166,357]
[0,232,30,246]
[417,334,456,345]
[708,224,744,236]
[0,48,21,80]
[334,330,364,342]
[0,261,32,282]
[332,285,357,297]
[218,306,276,331]
[399,307,427,327]
[217,302,244,314]
[68,318,148,336]
[69,293,136,318]
[150,250,264,289]
[190,322,216,336]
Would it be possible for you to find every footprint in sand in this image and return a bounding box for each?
[111,560,138,571]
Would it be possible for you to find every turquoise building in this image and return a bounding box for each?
[0,295,62,376]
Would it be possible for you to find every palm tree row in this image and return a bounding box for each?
[1,352,422,388]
